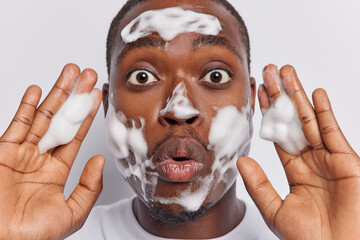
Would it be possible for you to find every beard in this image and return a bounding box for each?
[148,202,212,225]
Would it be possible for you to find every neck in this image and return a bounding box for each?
[133,182,245,239]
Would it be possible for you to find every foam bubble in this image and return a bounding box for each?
[209,103,252,182]
[105,104,149,170]
[106,91,252,212]
[260,81,309,155]
[121,7,222,43]
[156,103,253,212]
[155,176,212,212]
[38,89,95,154]
[105,103,157,199]
[160,82,199,119]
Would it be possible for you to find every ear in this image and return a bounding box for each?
[102,83,109,117]
[250,77,256,113]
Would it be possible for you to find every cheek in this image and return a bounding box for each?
[207,101,253,187]
[105,102,159,201]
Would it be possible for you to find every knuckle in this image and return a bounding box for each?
[269,90,281,99]
[300,114,315,126]
[53,85,71,97]
[21,100,37,109]
[73,133,84,143]
[37,107,54,120]
[13,115,32,127]
[252,179,269,192]
[26,131,42,144]
[320,124,340,136]
[316,108,331,115]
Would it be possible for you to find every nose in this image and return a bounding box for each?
[158,82,200,126]
[160,110,200,126]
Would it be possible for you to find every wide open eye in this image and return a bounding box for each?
[128,70,157,85]
[202,69,231,84]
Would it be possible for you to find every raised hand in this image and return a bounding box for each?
[0,64,105,240]
[238,64,360,240]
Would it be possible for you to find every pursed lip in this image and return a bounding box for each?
[153,137,206,182]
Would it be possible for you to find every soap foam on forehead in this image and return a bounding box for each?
[121,7,222,43]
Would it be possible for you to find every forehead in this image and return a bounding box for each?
[115,0,243,52]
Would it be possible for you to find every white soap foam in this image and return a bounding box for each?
[121,7,222,43]
[38,89,95,154]
[106,86,252,212]
[155,175,212,212]
[155,103,253,212]
[209,103,252,182]
[209,105,252,162]
[105,103,157,200]
[260,79,309,155]
[160,82,200,119]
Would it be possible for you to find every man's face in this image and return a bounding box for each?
[104,0,255,220]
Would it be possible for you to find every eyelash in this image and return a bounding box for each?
[124,65,234,88]
[203,66,233,79]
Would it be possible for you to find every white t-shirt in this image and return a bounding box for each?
[67,197,278,239]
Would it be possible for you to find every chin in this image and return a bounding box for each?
[147,200,213,225]
[129,161,239,219]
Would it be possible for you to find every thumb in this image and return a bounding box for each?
[237,156,282,229]
[66,155,105,233]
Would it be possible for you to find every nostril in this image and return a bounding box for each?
[165,117,178,125]
[186,116,197,124]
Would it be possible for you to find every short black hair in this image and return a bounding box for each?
[106,0,250,75]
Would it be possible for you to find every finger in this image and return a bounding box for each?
[74,68,97,94]
[279,65,324,150]
[237,156,282,229]
[1,85,41,143]
[25,64,80,145]
[262,64,282,103]
[313,88,354,153]
[66,155,105,232]
[258,84,271,116]
[52,89,102,169]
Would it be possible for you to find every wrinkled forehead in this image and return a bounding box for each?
[113,0,244,55]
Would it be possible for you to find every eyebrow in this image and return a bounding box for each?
[192,35,242,62]
[117,37,167,63]
[117,35,242,63]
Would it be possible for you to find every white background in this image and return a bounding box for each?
[1,0,359,206]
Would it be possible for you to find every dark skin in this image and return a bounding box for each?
[0,0,359,239]
[102,0,255,238]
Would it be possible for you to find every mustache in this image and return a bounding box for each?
[148,128,209,158]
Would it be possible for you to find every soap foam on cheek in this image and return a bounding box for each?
[260,80,309,155]
[105,103,157,199]
[121,7,222,43]
[38,90,96,154]
[159,82,199,119]
[155,103,253,212]
[209,103,252,181]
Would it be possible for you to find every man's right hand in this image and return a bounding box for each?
[0,64,105,240]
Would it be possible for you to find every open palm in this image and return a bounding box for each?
[238,64,360,240]
[0,64,104,240]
